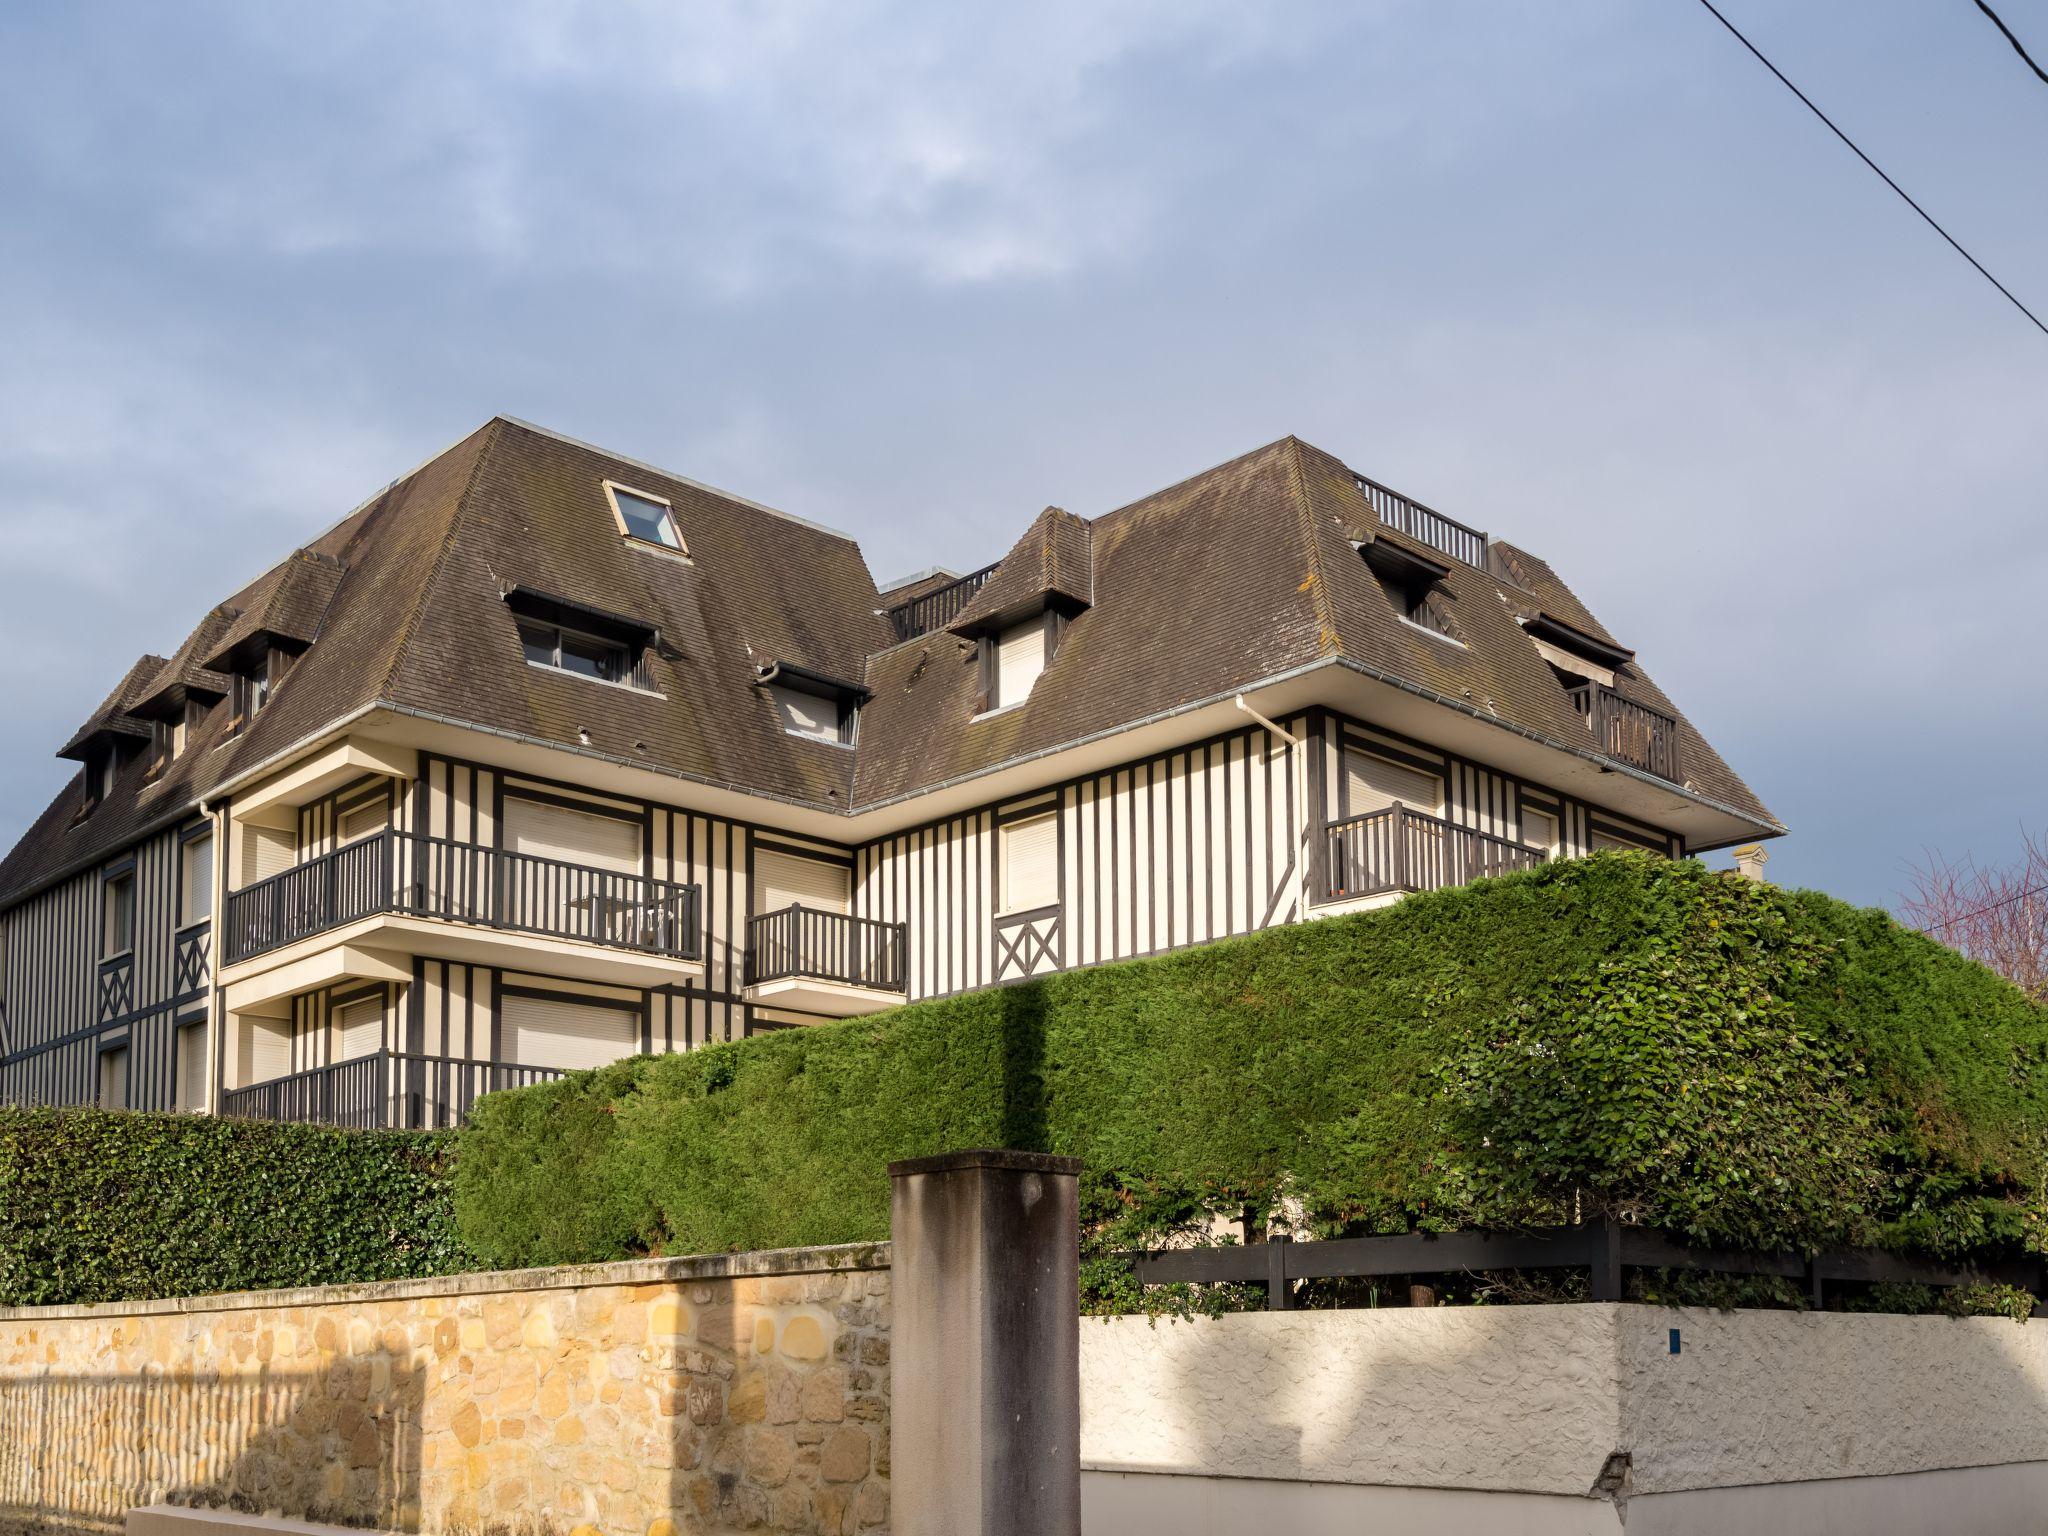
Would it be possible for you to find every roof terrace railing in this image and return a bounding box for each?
[884,561,1001,643]
[1568,683,1683,782]
[1354,474,1489,570]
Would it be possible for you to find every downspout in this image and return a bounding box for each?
[198,794,228,1116]
[1234,694,1299,745]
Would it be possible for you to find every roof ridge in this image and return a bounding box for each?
[1283,436,1342,658]
[374,421,501,704]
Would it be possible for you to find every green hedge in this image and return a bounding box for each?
[0,1109,473,1306]
[454,854,2048,1274]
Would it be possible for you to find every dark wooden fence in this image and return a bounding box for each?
[884,562,1001,642]
[1567,683,1683,782]
[222,829,702,965]
[1125,1223,2047,1310]
[745,905,909,992]
[1323,804,1542,899]
[220,1050,567,1130]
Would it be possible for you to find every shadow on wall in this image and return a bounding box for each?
[0,1354,422,1536]
[998,980,1051,1153]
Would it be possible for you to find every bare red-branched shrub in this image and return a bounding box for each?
[1900,831,2048,1002]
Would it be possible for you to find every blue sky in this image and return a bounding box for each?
[2,0,2043,909]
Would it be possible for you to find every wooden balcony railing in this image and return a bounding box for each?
[884,561,1000,643]
[1323,804,1543,900]
[222,828,702,965]
[220,1050,568,1130]
[1567,683,1682,782]
[744,906,909,993]
[1353,474,1489,569]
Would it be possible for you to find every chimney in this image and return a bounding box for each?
[1732,845,1770,882]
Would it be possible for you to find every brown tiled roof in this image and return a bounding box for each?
[945,507,1091,636]
[55,657,165,761]
[0,422,1781,910]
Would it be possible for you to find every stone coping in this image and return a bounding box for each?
[0,1239,892,1323]
[889,1148,1083,1177]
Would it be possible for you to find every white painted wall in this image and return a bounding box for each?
[1080,1305,2048,1535]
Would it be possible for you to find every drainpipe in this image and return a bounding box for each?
[198,795,229,1115]
[1233,694,1299,745]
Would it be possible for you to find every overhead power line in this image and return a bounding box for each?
[1920,877,2048,934]
[1973,0,2048,87]
[1691,0,2048,340]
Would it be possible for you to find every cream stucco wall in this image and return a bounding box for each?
[1081,1303,2048,1528]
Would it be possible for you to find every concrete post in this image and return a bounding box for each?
[889,1148,1082,1536]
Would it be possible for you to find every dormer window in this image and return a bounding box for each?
[755,662,867,746]
[505,586,657,692]
[603,481,687,556]
[1361,537,1460,643]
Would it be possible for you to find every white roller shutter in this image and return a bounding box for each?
[243,826,295,884]
[1522,807,1560,854]
[770,684,842,743]
[177,1023,208,1111]
[334,994,384,1061]
[337,797,390,845]
[1591,830,1637,854]
[504,797,642,875]
[755,849,851,914]
[243,1017,290,1086]
[1344,750,1443,817]
[1000,813,1058,913]
[502,992,641,1073]
[996,620,1046,708]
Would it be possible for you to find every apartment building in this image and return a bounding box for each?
[0,418,1782,1126]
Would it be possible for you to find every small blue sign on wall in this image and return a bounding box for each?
[1669,1327,1682,1355]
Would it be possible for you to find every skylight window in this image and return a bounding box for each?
[603,481,686,554]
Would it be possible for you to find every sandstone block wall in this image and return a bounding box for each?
[0,1244,892,1536]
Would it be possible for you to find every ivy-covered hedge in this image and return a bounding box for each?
[0,1109,473,1306]
[454,854,2048,1278]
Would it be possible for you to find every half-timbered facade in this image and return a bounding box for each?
[0,418,1781,1126]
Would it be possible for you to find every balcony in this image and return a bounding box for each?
[884,562,1000,643]
[744,905,909,1018]
[1323,804,1544,902]
[1568,683,1682,782]
[219,830,704,1010]
[220,1050,566,1130]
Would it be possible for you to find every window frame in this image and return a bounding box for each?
[97,1039,131,1111]
[102,867,137,960]
[517,617,642,689]
[179,828,215,929]
[602,479,689,557]
[997,809,1060,916]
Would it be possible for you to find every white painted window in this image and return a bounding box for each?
[995,619,1046,708]
[337,797,389,846]
[503,798,643,875]
[102,872,135,959]
[603,481,687,553]
[770,684,846,744]
[755,849,851,914]
[176,1021,207,1112]
[1000,812,1058,914]
[1343,750,1443,818]
[502,991,641,1073]
[98,1046,130,1111]
[180,834,214,926]
[1522,807,1559,855]
[334,993,384,1062]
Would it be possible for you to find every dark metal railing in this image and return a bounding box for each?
[222,828,702,965]
[884,561,1001,643]
[1354,474,1489,569]
[1568,682,1682,782]
[744,905,909,993]
[1123,1223,2048,1312]
[1324,804,1543,900]
[221,1049,568,1130]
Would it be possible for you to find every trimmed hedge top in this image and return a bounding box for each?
[0,1109,472,1307]
[454,854,2048,1272]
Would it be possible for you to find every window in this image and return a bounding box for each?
[502,990,642,1073]
[231,656,272,730]
[337,796,390,846]
[770,684,852,745]
[1343,750,1444,818]
[603,481,686,553]
[1000,812,1058,914]
[175,1021,207,1112]
[993,618,1047,709]
[98,1044,130,1111]
[754,849,852,915]
[102,871,135,959]
[180,833,214,927]
[333,992,384,1062]
[1522,806,1560,855]
[519,619,636,686]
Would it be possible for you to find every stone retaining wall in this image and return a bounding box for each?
[0,1244,892,1536]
